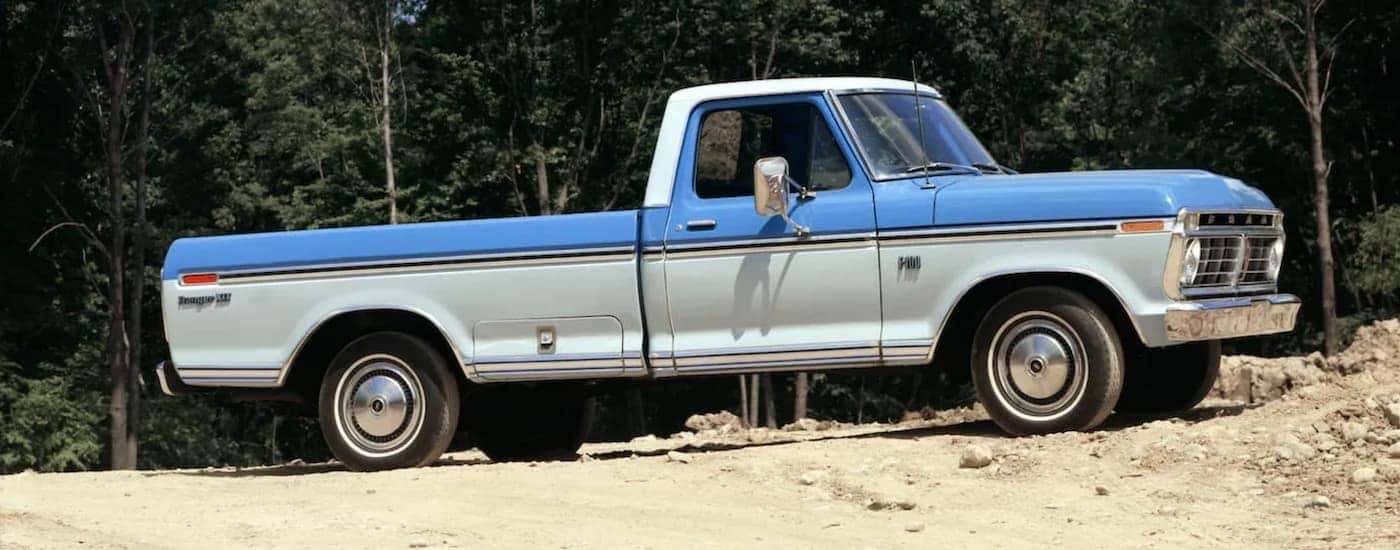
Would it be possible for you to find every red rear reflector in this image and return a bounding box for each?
[180,273,219,285]
[1120,220,1165,233]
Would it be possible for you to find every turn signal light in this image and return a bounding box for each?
[1119,220,1165,233]
[180,273,219,286]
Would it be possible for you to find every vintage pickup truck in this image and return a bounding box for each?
[157,77,1299,470]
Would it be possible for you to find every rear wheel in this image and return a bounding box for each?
[972,286,1125,435]
[318,332,459,471]
[467,384,595,462]
[1117,340,1220,413]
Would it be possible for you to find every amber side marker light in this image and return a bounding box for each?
[180,273,219,286]
[1119,220,1165,233]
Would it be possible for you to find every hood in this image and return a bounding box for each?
[931,169,1275,226]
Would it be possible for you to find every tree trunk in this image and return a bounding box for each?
[380,25,398,225]
[97,18,135,471]
[747,374,759,428]
[792,373,807,420]
[761,373,777,428]
[856,377,866,424]
[123,6,156,470]
[1303,7,1338,356]
[738,376,749,426]
[625,386,646,437]
[534,152,551,215]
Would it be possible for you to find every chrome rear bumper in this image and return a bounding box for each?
[154,360,210,397]
[1164,294,1300,342]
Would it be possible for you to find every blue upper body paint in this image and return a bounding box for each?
[163,92,1277,281]
[161,210,639,280]
[873,168,1275,231]
[926,169,1275,228]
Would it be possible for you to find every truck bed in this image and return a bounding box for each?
[162,211,641,280]
[160,210,645,387]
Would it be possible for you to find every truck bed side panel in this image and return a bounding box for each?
[160,211,644,386]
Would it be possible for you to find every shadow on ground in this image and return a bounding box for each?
[155,455,491,478]
[155,402,1259,477]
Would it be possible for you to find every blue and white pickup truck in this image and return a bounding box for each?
[157,78,1299,470]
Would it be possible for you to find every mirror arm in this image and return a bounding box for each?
[779,176,811,235]
[781,213,810,236]
[787,177,815,200]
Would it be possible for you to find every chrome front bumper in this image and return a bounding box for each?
[1163,294,1301,342]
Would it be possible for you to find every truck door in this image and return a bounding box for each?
[660,93,883,374]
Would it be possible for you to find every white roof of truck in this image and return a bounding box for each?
[642,78,941,207]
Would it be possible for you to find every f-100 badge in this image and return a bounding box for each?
[897,255,922,271]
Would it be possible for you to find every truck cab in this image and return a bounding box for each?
[158,78,1299,470]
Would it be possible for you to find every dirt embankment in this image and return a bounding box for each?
[4,321,1400,549]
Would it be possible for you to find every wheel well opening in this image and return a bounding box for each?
[930,272,1142,379]
[284,309,466,411]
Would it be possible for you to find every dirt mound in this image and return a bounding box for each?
[1214,318,1400,404]
[1327,318,1400,374]
[1214,354,1328,403]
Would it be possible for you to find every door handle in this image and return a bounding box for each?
[686,219,717,231]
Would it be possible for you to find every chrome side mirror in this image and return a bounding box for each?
[752,156,790,216]
[751,156,809,235]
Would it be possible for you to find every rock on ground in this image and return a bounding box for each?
[1385,404,1400,428]
[959,444,994,469]
[1351,467,1378,484]
[1214,355,1326,403]
[782,417,837,432]
[684,411,746,432]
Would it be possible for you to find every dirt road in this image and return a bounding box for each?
[6,322,1400,549]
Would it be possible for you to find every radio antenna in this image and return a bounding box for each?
[911,60,931,187]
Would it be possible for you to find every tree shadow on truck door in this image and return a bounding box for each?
[729,237,797,339]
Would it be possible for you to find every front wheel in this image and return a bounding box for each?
[972,286,1125,435]
[1117,340,1220,414]
[318,332,460,471]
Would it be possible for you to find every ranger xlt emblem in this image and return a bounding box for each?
[178,293,230,309]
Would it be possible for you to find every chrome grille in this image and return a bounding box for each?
[1171,210,1284,298]
[1239,236,1278,284]
[1191,236,1243,286]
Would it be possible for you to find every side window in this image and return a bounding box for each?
[694,102,851,199]
[808,114,852,191]
[696,110,776,199]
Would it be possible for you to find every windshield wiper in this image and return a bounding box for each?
[972,162,1018,175]
[905,161,981,175]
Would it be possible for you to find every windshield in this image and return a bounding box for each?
[837,93,995,180]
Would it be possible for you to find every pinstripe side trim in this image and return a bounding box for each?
[664,232,875,259]
[472,351,642,371]
[878,220,1125,245]
[211,245,636,284]
[201,218,1149,284]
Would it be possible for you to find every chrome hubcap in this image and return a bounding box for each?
[336,356,424,456]
[991,312,1088,418]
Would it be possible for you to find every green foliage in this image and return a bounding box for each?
[1349,207,1400,296]
[0,361,103,473]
